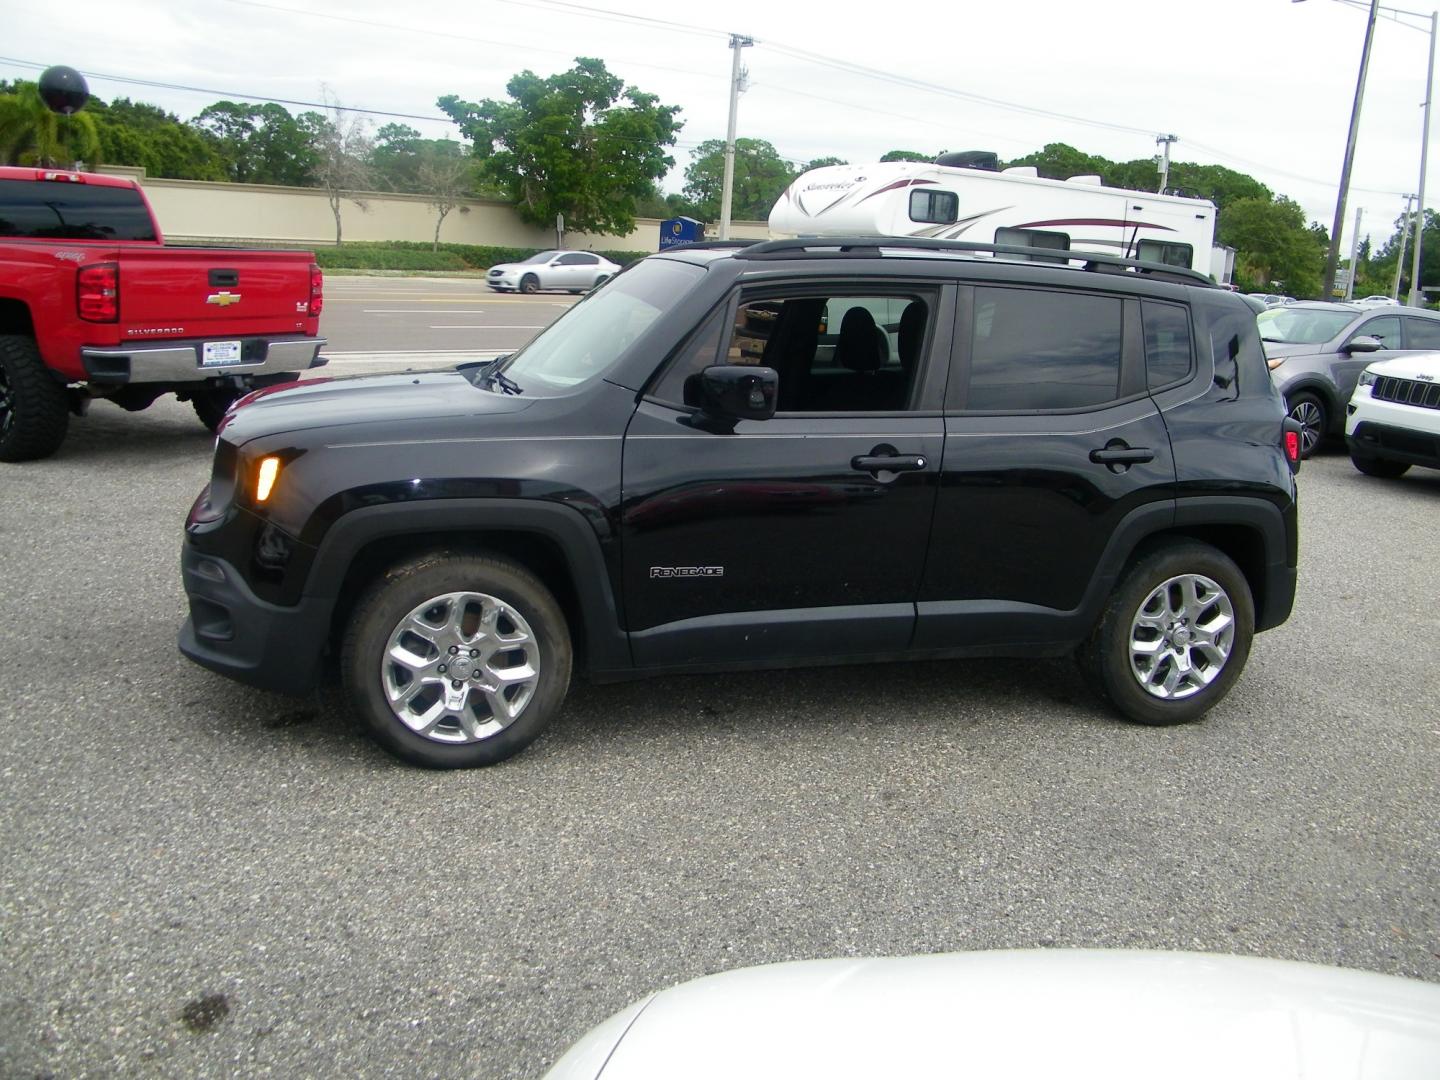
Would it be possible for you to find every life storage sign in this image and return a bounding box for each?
[659,216,704,250]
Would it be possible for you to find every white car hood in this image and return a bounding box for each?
[1362,351,1440,381]
[544,950,1440,1080]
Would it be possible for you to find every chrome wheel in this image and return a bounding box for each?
[1288,397,1324,457]
[381,591,540,744]
[1127,574,1235,700]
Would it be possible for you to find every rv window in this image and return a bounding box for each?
[967,287,1122,411]
[909,189,958,225]
[1135,239,1194,269]
[1142,301,1193,388]
[994,227,1071,264]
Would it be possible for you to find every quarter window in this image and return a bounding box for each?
[909,189,958,225]
[1142,301,1192,388]
[968,287,1123,411]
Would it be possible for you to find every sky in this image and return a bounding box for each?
[3,0,1437,249]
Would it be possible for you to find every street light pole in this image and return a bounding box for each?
[719,33,753,241]
[1407,9,1436,305]
[1322,0,1382,299]
[1394,193,1415,299]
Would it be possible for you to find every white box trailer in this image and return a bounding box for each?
[769,160,1229,282]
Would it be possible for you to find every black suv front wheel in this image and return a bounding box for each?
[1079,542,1254,726]
[341,553,572,768]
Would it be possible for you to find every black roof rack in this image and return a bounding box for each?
[731,236,1217,288]
[662,239,761,251]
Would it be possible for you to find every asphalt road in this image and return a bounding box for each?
[2,332,1439,1077]
[319,275,576,369]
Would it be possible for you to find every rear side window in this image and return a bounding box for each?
[1404,316,1440,349]
[0,179,156,241]
[968,287,1122,411]
[1142,301,1192,388]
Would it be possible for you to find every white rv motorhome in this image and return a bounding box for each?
[769,158,1230,282]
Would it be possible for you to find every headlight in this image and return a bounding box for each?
[1358,369,1378,386]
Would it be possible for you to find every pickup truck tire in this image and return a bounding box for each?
[191,389,239,433]
[341,552,572,768]
[1078,541,1254,727]
[0,335,69,463]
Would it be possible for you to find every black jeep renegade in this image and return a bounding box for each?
[180,238,1299,768]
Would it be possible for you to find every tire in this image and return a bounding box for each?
[192,388,240,433]
[341,553,572,768]
[592,275,610,290]
[1285,391,1327,459]
[1078,541,1254,727]
[520,275,540,295]
[1350,451,1410,478]
[0,334,69,463]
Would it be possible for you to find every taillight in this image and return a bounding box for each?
[308,263,324,316]
[1281,418,1303,473]
[77,262,119,322]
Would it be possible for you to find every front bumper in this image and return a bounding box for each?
[1347,421,1440,470]
[178,542,333,696]
[84,335,327,385]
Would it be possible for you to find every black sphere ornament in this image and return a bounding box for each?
[38,66,90,115]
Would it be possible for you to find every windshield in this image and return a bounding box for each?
[494,258,703,390]
[521,250,560,264]
[1256,307,1354,345]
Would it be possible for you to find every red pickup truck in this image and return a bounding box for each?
[0,166,326,461]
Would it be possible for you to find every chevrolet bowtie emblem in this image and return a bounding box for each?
[206,291,242,307]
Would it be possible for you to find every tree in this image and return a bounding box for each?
[682,138,796,222]
[801,156,847,171]
[192,101,318,186]
[0,80,102,168]
[87,97,225,180]
[880,149,933,163]
[439,57,682,236]
[304,97,374,244]
[416,143,473,249]
[1219,196,1324,297]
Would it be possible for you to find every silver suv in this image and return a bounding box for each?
[1260,301,1440,457]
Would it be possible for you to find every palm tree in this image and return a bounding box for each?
[0,81,102,168]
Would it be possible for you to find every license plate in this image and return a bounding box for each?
[201,340,243,366]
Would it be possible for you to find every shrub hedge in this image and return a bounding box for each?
[314,241,653,272]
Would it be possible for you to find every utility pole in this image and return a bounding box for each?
[1346,205,1364,299]
[1324,0,1382,299]
[1155,134,1178,193]
[1394,193,1415,300]
[719,33,754,240]
[1408,8,1436,305]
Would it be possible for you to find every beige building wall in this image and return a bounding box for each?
[98,166,770,251]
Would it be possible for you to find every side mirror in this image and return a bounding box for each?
[698,365,778,421]
[1344,335,1384,354]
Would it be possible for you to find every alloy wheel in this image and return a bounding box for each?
[380,591,540,743]
[1127,573,1236,700]
[1289,399,1323,457]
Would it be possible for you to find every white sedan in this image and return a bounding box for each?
[485,250,621,294]
[545,950,1440,1080]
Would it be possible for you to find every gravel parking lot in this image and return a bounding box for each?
[2,382,1438,1077]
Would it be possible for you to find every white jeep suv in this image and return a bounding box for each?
[1346,352,1440,477]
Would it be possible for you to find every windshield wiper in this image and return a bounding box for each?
[475,356,523,395]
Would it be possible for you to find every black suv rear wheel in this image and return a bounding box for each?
[341,553,572,768]
[1079,542,1254,726]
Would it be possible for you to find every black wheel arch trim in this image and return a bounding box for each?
[302,497,630,672]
